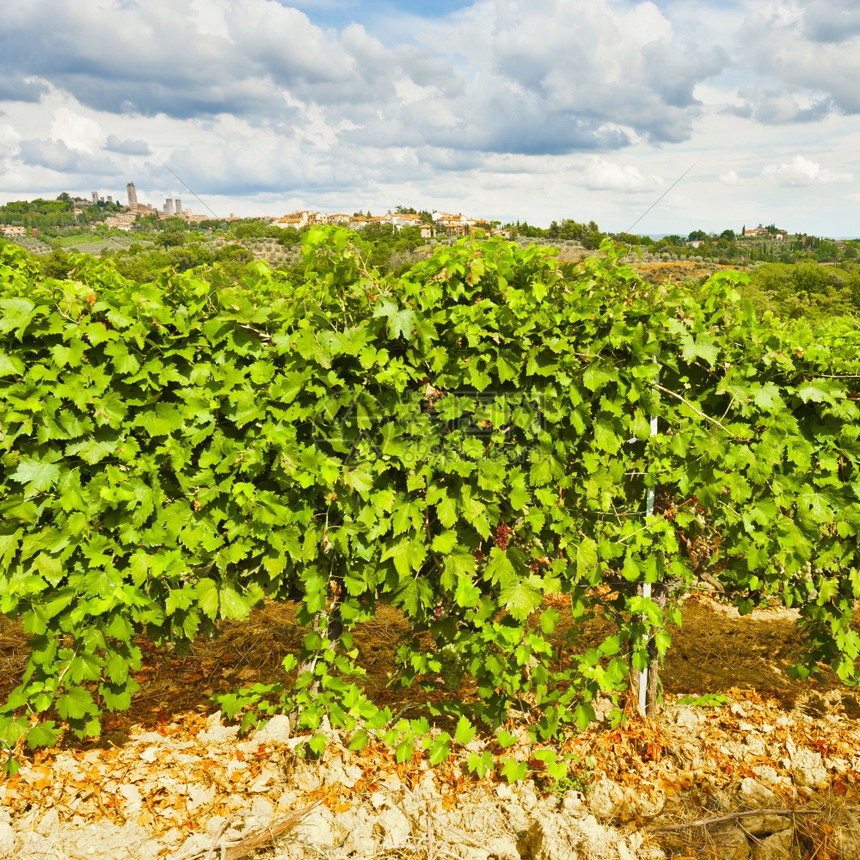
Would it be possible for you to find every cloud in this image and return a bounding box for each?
[105,135,152,156]
[737,0,860,117]
[0,1,334,119]
[337,0,729,155]
[580,157,662,192]
[0,0,725,162]
[396,89,634,155]
[731,88,832,125]
[0,74,48,103]
[18,138,119,175]
[639,42,727,110]
[160,119,332,196]
[0,124,21,157]
[50,107,103,152]
[801,0,860,43]
[448,0,726,148]
[762,155,852,186]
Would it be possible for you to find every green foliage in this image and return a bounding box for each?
[354,221,426,272]
[676,693,731,707]
[546,218,604,248]
[467,749,494,778]
[745,261,860,319]
[547,754,596,804]
[501,758,529,783]
[228,219,273,240]
[157,227,187,248]
[1,229,859,776]
[0,195,120,229]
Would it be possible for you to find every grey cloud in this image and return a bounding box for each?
[339,23,391,76]
[725,103,753,120]
[413,146,485,173]
[465,0,721,148]
[738,2,860,118]
[18,139,120,175]
[341,83,634,155]
[734,88,833,125]
[233,6,357,90]
[393,46,460,93]
[640,43,727,109]
[105,135,151,155]
[411,93,633,155]
[802,0,860,43]
[0,1,344,118]
[0,74,48,103]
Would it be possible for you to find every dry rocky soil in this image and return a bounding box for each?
[1,594,859,860]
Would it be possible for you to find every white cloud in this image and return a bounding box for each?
[50,107,103,153]
[0,123,21,157]
[189,0,234,41]
[762,155,853,186]
[720,170,740,185]
[162,117,332,196]
[581,157,662,192]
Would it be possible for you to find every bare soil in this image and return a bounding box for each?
[1,595,858,860]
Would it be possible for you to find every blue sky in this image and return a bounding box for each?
[288,0,476,26]
[1,0,859,236]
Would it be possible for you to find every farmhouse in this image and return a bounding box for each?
[742,226,788,239]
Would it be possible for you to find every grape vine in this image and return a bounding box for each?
[1,229,858,773]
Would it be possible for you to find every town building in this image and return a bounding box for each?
[104,213,136,231]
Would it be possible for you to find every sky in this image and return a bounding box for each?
[1,0,859,237]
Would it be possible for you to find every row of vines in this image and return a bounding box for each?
[1,229,859,775]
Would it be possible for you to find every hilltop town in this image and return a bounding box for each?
[1,185,857,272]
[0,183,502,241]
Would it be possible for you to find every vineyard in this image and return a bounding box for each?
[1,229,860,857]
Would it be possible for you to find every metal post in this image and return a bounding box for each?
[638,412,659,715]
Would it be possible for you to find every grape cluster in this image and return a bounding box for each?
[438,643,465,691]
[495,522,510,550]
